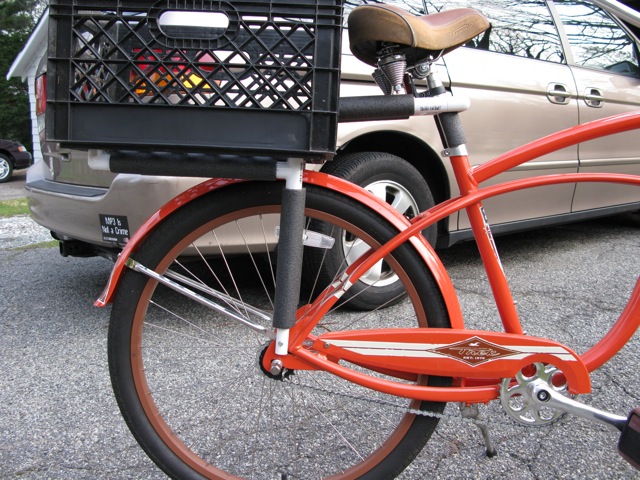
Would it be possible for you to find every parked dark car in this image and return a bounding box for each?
[0,139,32,183]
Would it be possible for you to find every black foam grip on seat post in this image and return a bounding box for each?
[338,95,415,123]
[272,187,306,329]
[436,112,467,149]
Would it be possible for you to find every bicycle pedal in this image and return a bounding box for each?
[618,408,640,470]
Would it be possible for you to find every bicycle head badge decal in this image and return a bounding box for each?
[432,336,518,366]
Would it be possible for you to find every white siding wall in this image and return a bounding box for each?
[7,11,48,163]
[26,74,42,163]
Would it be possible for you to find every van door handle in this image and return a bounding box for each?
[547,83,571,105]
[583,88,605,108]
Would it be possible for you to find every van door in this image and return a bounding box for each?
[427,0,580,231]
[553,0,640,212]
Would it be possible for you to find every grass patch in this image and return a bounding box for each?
[14,240,59,250]
[0,198,29,217]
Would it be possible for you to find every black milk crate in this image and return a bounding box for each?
[47,0,343,160]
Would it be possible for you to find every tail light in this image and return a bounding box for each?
[35,74,47,116]
[130,49,218,98]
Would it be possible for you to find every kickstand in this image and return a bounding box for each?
[459,403,498,457]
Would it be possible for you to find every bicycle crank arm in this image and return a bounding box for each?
[529,379,627,430]
[533,381,640,470]
[500,363,640,470]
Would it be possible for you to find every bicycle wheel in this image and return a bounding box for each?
[108,181,451,480]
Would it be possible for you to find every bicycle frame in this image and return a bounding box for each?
[262,109,640,402]
[52,0,640,474]
[98,109,640,405]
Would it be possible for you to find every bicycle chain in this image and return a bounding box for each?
[280,367,575,439]
[282,374,491,427]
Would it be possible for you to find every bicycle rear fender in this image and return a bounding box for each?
[95,172,463,327]
[95,177,243,307]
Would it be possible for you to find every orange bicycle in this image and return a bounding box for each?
[47,0,640,478]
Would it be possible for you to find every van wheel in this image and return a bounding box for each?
[0,154,13,183]
[304,152,436,310]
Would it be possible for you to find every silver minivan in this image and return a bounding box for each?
[27,0,640,261]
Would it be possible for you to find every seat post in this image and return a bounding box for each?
[424,65,523,333]
[418,64,468,152]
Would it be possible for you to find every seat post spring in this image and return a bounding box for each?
[372,69,393,95]
[377,52,407,95]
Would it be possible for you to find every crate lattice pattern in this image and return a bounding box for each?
[69,3,322,110]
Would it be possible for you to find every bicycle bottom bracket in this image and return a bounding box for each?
[499,362,569,426]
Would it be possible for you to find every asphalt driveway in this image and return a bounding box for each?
[1,213,639,479]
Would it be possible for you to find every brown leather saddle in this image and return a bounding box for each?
[348,4,490,67]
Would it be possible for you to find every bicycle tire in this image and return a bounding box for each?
[108,181,451,480]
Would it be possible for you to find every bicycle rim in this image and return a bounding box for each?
[108,182,450,479]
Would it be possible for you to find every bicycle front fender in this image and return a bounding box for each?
[95,172,463,329]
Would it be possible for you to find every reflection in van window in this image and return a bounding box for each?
[425,0,564,63]
[554,0,640,75]
[342,0,425,24]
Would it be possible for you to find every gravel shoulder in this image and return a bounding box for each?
[0,170,54,249]
[0,215,53,249]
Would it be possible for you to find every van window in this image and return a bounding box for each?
[425,0,565,63]
[343,0,426,23]
[554,0,640,76]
